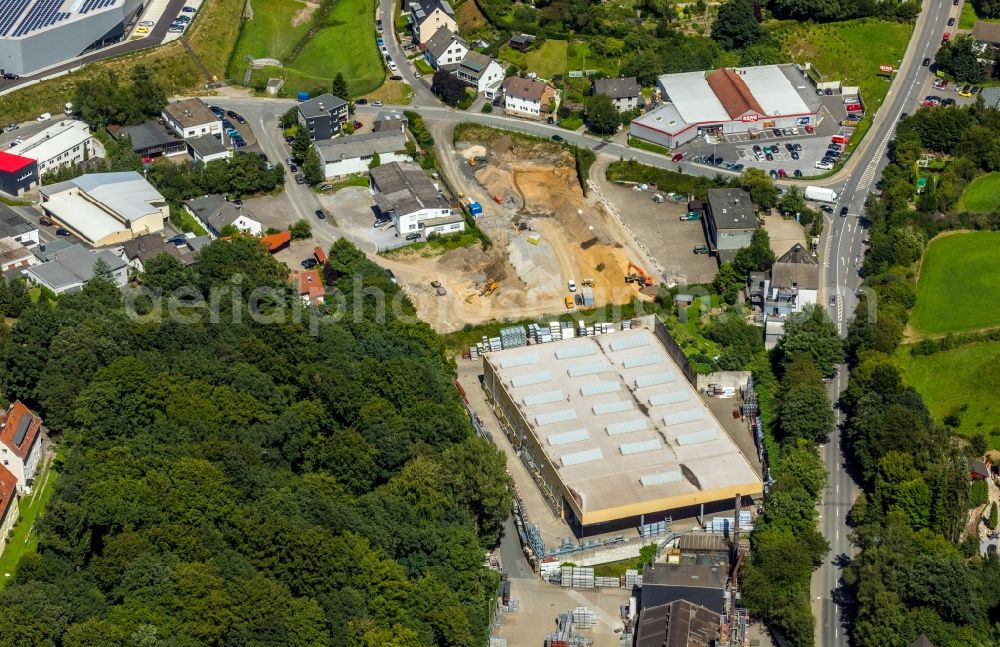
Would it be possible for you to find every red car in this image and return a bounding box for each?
[672,153,684,162]
[942,31,950,41]
[353,120,363,129]
[804,125,815,134]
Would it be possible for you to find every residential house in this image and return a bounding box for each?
[120,233,192,272]
[592,77,642,112]
[373,109,407,133]
[8,120,95,175]
[107,121,186,159]
[502,77,557,118]
[0,238,35,272]
[184,194,262,240]
[24,244,128,294]
[0,400,43,493]
[289,269,326,304]
[508,33,535,52]
[456,52,504,98]
[0,466,17,554]
[370,161,464,237]
[161,98,222,139]
[39,172,168,247]
[0,203,39,247]
[408,0,457,44]
[704,188,757,262]
[972,21,1000,61]
[746,270,769,312]
[297,93,349,141]
[186,134,231,164]
[634,599,719,647]
[0,151,38,197]
[315,131,411,179]
[423,26,468,70]
[765,243,819,316]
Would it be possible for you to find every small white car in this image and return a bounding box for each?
[567,279,577,292]
[815,161,833,170]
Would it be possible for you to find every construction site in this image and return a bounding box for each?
[377,126,660,333]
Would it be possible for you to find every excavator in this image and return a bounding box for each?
[480,279,498,297]
[625,262,654,287]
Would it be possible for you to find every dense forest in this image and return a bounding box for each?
[0,237,511,646]
[840,99,1000,646]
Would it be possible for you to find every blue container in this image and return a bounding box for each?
[297,91,310,102]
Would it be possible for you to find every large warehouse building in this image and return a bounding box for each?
[631,65,821,149]
[0,0,144,77]
[482,321,763,536]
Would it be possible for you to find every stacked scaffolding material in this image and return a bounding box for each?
[572,607,596,628]
[499,325,527,349]
[548,321,563,341]
[545,611,594,647]
[560,566,595,588]
[595,576,621,588]
[526,522,545,557]
[640,519,669,538]
[708,512,753,534]
[624,569,642,589]
[488,637,507,647]
[469,345,480,360]
[489,336,503,352]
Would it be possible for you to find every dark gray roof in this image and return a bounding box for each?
[459,51,494,77]
[771,243,819,290]
[677,533,729,554]
[424,26,466,60]
[315,131,408,162]
[107,121,184,151]
[509,33,535,45]
[184,194,256,233]
[593,77,641,100]
[12,415,30,447]
[122,233,186,264]
[370,161,450,217]
[707,188,757,230]
[634,600,720,647]
[410,0,454,21]
[972,21,1000,44]
[186,134,228,157]
[909,636,936,647]
[0,203,35,238]
[26,244,126,290]
[299,93,348,120]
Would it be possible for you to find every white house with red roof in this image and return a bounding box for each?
[0,401,44,494]
[0,466,18,555]
[0,151,38,197]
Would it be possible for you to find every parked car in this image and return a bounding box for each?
[209,105,224,117]
[290,163,298,172]
[355,98,368,105]
[353,120,363,129]
[372,100,383,107]
[922,56,931,66]
[414,72,422,79]
[752,144,762,153]
[941,98,956,106]
[385,268,397,283]
[390,75,403,81]
[820,205,834,213]
[671,152,684,161]
[765,152,773,161]
[769,169,778,179]
[139,20,154,26]
[959,85,973,97]
[815,161,834,170]
[567,279,576,292]
[793,169,802,177]
[4,123,18,131]
[315,209,326,220]
[790,151,800,160]
[167,234,188,245]
[804,125,815,134]
[551,134,565,142]
[693,245,710,255]
[302,258,318,269]
[405,231,420,241]
[732,164,744,171]
[829,295,837,307]
[175,15,191,22]
[56,227,71,236]
[295,174,305,184]
[136,26,149,33]
[947,16,955,25]
[182,5,197,11]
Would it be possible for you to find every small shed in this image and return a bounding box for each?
[970,459,990,481]
[509,33,535,52]
[674,293,694,307]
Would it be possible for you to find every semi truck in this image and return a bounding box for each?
[805,186,839,203]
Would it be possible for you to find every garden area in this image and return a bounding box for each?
[0,459,58,588]
[910,231,1000,336]
[896,341,1000,446]
[228,0,385,96]
[958,172,1000,213]
[498,39,621,80]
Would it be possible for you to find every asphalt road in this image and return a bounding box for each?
[0,0,188,97]
[377,0,436,105]
[813,1,958,645]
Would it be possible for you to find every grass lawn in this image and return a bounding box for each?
[414,58,434,75]
[186,0,245,81]
[0,460,58,587]
[381,230,483,258]
[499,39,620,80]
[911,231,1000,336]
[317,174,370,193]
[960,1,1000,28]
[897,342,1000,445]
[227,0,311,76]
[773,18,912,116]
[289,0,383,95]
[360,79,414,105]
[170,207,208,236]
[958,172,1000,213]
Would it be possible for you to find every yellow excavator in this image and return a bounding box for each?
[480,279,498,297]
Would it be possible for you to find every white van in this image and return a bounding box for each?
[37,112,51,122]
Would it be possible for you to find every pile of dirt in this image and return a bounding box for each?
[290,0,319,27]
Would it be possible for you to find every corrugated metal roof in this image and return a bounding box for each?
[535,408,577,426]
[606,419,647,436]
[547,429,590,446]
[560,448,604,467]
[592,400,633,415]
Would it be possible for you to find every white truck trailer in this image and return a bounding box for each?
[805,186,839,203]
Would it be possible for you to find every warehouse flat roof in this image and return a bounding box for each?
[658,71,730,124]
[738,64,813,116]
[484,328,762,525]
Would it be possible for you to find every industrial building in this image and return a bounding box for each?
[8,119,94,175]
[704,188,758,263]
[162,98,222,140]
[634,599,720,647]
[315,131,410,179]
[630,65,821,149]
[0,151,38,196]
[0,0,144,76]
[481,321,763,536]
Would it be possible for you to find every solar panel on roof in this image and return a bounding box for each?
[535,408,577,426]
[592,400,633,415]
[12,416,30,447]
[606,419,647,436]
[620,439,661,455]
[547,429,590,446]
[510,371,551,388]
[609,335,650,351]
[522,389,564,406]
[560,448,603,467]
[0,0,31,35]
[648,391,690,407]
[634,371,675,388]
[640,470,684,487]
[555,344,598,360]
[580,381,620,396]
[500,353,539,369]
[676,429,717,445]
[662,409,704,426]
[567,362,609,377]
[622,356,658,369]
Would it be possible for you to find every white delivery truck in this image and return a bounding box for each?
[805,186,839,203]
